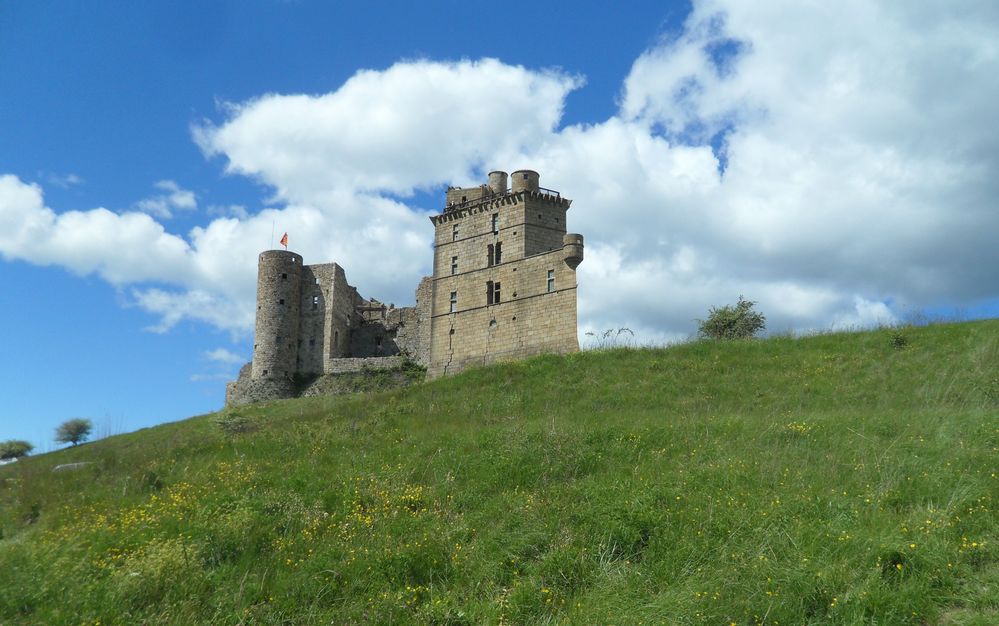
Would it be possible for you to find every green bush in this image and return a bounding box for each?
[214,411,257,435]
[54,418,93,446]
[697,296,766,339]
[0,440,33,460]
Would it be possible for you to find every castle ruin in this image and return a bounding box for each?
[226,169,584,406]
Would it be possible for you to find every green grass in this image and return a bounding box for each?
[2,321,998,624]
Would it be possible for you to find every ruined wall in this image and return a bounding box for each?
[226,363,296,407]
[324,264,358,364]
[392,277,432,366]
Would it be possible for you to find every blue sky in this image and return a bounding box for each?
[2,1,998,452]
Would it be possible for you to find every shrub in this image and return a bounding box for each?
[697,296,766,340]
[0,440,33,460]
[54,418,93,446]
[888,330,910,350]
[214,411,257,435]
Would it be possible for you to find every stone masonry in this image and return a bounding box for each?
[225,169,583,406]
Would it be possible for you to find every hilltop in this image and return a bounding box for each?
[2,321,998,624]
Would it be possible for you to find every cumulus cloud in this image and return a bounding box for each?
[193,58,582,204]
[2,2,998,344]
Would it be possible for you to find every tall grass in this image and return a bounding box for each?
[1,320,998,624]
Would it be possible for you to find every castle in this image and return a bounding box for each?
[226,169,584,406]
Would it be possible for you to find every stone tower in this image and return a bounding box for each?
[252,250,303,382]
[426,169,584,376]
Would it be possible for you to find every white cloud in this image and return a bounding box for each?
[2,3,999,344]
[193,58,583,203]
[43,172,84,188]
[134,180,197,219]
[204,347,244,365]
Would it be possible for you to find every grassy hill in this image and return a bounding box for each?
[2,321,998,625]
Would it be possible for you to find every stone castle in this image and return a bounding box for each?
[226,169,584,406]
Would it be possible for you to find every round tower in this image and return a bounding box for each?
[252,250,303,380]
[563,233,584,270]
[487,170,508,194]
[511,169,540,193]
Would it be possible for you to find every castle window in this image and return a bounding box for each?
[315,278,320,285]
[461,195,467,202]
[276,336,283,343]
[451,256,458,275]
[312,295,319,310]
[491,213,499,234]
[487,281,501,305]
[487,244,494,267]
[452,224,459,241]
[282,273,287,280]
[494,241,502,264]
[547,269,555,293]
[262,369,268,376]
[279,298,285,305]
[449,291,457,313]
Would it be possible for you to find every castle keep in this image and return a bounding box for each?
[226,169,583,406]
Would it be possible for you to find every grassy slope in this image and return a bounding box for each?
[1,321,998,625]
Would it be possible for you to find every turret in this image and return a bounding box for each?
[563,233,584,269]
[487,170,508,194]
[252,250,303,379]
[511,169,540,193]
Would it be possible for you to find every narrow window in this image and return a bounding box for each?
[315,278,320,285]
[451,256,458,275]
[278,298,285,305]
[487,281,501,305]
[449,291,457,313]
[547,269,555,293]
[487,243,494,267]
[461,195,467,202]
[262,369,268,376]
[312,295,319,310]
[309,338,315,347]
[495,241,502,264]
[276,335,283,344]
[452,224,459,241]
[494,281,501,304]
[282,273,287,280]
[491,213,499,234]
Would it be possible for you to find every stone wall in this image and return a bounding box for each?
[325,356,406,374]
[392,277,432,365]
[427,248,578,377]
[226,363,297,407]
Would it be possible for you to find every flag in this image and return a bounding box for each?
[279,232,288,248]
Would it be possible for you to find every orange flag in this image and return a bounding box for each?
[279,232,288,248]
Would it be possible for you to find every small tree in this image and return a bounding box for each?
[55,418,93,447]
[698,296,766,340]
[0,440,34,460]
